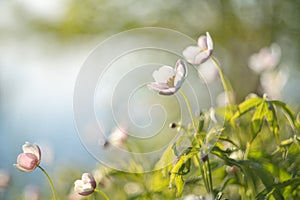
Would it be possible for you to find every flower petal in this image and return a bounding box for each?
[206,32,213,51]
[22,142,41,160]
[14,164,32,172]
[82,173,96,188]
[182,46,202,64]
[197,35,208,50]
[152,65,175,83]
[74,173,96,196]
[175,59,187,79]
[148,82,169,90]
[15,153,39,172]
[148,83,169,94]
[194,50,212,65]
[174,60,187,89]
[148,82,176,95]
[159,87,176,95]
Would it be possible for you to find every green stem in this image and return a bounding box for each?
[206,156,213,193]
[194,156,209,193]
[38,165,57,200]
[95,189,110,200]
[211,57,233,106]
[180,89,197,130]
[244,142,251,160]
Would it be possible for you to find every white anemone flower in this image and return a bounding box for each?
[74,173,97,196]
[248,43,281,74]
[148,59,187,95]
[260,68,288,100]
[183,32,213,65]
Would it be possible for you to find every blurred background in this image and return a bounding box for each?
[1,0,300,199]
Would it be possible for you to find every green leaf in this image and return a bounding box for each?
[215,104,237,121]
[241,160,284,200]
[230,97,262,126]
[149,171,170,192]
[218,136,239,148]
[265,101,280,142]
[271,100,300,131]
[169,149,197,195]
[256,178,300,199]
[201,126,224,155]
[251,101,268,136]
[211,148,285,200]
[174,175,184,196]
[197,111,205,133]
[155,145,175,169]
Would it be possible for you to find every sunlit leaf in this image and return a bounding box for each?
[155,145,175,169]
[251,101,268,136]
[230,97,262,126]
[271,100,300,131]
[169,149,198,196]
[256,178,300,200]
[149,171,170,192]
[174,175,184,196]
[265,101,280,143]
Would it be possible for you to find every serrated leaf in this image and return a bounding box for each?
[251,101,268,136]
[230,97,262,126]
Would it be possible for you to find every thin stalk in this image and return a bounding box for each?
[95,189,110,200]
[211,57,233,106]
[244,142,251,160]
[38,166,57,200]
[206,156,213,193]
[180,89,197,130]
[194,156,209,193]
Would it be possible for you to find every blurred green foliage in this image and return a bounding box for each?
[2,0,300,199]
[5,0,300,101]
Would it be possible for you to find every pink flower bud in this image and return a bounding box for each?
[74,173,97,196]
[14,142,41,172]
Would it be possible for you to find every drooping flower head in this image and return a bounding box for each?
[14,142,41,172]
[148,59,187,95]
[74,173,97,196]
[183,32,213,65]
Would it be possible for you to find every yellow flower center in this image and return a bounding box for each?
[166,76,175,87]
